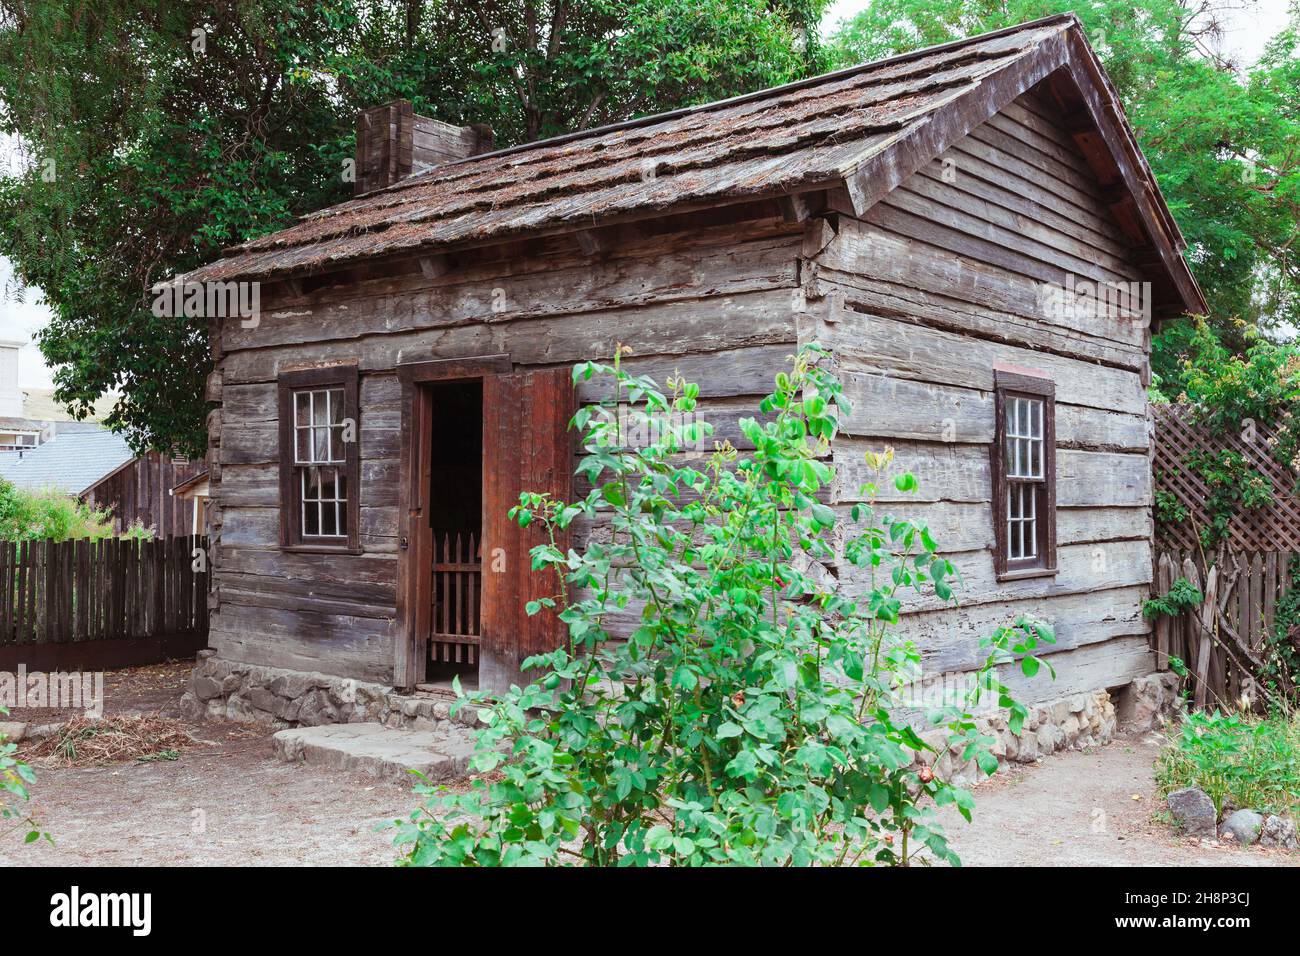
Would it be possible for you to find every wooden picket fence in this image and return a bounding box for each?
[1153,548,1296,710]
[0,535,209,647]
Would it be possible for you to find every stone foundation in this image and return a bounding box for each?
[179,651,483,732]
[183,652,1183,786]
[910,671,1182,788]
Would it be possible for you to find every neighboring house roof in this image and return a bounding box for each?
[187,13,1204,317]
[0,428,135,496]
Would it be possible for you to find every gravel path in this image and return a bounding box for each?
[939,732,1298,867]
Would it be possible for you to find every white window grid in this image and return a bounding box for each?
[1007,483,1038,561]
[1004,396,1045,562]
[294,388,347,539]
[1005,397,1044,479]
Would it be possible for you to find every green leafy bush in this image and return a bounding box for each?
[1,712,46,845]
[0,477,151,541]
[1157,709,1300,817]
[394,347,1054,867]
[1142,577,1204,623]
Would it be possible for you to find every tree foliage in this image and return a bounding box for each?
[0,0,827,454]
[393,348,1055,867]
[827,0,1300,350]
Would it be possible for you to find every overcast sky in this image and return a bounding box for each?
[1,1,1295,389]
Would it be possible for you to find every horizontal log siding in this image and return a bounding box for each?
[804,88,1154,702]
[208,221,805,679]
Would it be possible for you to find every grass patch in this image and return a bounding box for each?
[23,715,194,766]
[1156,709,1300,817]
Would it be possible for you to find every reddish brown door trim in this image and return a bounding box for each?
[396,354,511,384]
[394,353,511,690]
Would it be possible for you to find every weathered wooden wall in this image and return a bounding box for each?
[800,87,1154,703]
[207,83,1158,702]
[83,452,205,539]
[207,214,806,683]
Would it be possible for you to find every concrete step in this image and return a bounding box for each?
[272,722,477,783]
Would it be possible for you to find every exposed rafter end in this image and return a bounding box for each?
[800,216,838,260]
[777,191,816,223]
[839,169,879,219]
[574,228,610,256]
[418,254,449,279]
[824,185,857,218]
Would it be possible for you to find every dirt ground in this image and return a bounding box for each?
[5,658,193,724]
[3,662,1298,866]
[3,720,421,866]
[939,732,1298,866]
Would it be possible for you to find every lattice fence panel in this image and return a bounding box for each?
[1153,404,1300,551]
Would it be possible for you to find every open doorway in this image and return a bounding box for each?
[425,379,483,687]
[396,356,573,694]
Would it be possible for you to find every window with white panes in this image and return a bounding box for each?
[294,387,348,538]
[992,370,1056,578]
[278,365,360,551]
[1004,395,1044,561]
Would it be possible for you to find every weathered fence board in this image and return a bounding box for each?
[0,535,209,648]
[1153,548,1295,710]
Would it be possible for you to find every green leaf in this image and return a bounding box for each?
[893,473,917,493]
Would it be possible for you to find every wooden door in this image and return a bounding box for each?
[395,355,509,690]
[479,367,575,692]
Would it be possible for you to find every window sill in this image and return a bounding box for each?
[996,566,1058,582]
[281,543,362,556]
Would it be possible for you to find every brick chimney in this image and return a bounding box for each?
[354,100,494,194]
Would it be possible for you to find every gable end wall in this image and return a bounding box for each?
[802,87,1155,704]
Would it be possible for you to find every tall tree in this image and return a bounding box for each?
[828,0,1300,376]
[0,0,827,454]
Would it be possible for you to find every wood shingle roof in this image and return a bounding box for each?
[187,13,1204,316]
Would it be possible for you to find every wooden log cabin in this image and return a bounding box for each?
[184,14,1205,716]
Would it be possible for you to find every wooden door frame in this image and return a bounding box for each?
[394,354,511,690]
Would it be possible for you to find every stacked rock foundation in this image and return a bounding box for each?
[183,653,1182,787]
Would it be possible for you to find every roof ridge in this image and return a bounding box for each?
[219,13,1078,257]
[381,12,1079,178]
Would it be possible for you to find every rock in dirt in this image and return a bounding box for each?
[0,721,27,742]
[1218,809,1264,845]
[1167,787,1217,839]
[1259,815,1298,850]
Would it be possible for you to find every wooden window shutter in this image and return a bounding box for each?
[480,367,576,692]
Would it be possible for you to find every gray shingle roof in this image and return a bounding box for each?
[0,428,134,495]
[182,13,1203,316]
[188,17,1077,284]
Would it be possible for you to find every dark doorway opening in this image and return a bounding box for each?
[425,379,483,687]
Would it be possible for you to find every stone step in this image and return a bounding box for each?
[272,722,477,783]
